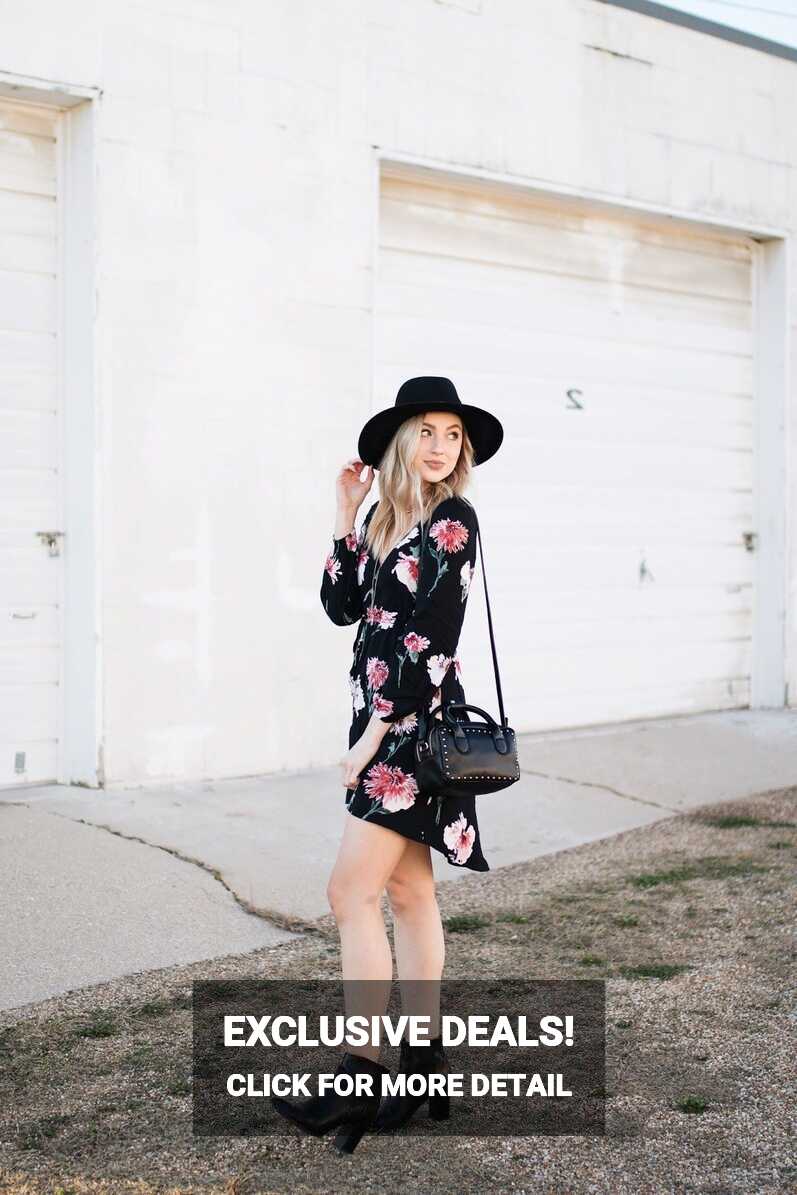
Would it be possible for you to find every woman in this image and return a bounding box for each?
[271,376,504,1153]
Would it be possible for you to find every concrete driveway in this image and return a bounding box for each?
[1,707,794,1012]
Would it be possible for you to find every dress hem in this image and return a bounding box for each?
[345,803,490,873]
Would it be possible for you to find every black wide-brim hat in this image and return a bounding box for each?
[357,376,503,469]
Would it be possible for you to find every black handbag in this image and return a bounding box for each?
[414,504,520,818]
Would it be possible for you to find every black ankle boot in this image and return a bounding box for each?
[270,1050,389,1154]
[373,1034,450,1133]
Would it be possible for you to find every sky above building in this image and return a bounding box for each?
[655,0,797,49]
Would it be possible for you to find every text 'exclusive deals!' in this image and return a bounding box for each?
[192,979,606,1137]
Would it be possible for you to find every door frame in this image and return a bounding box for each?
[0,71,102,786]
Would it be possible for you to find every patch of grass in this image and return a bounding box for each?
[613,914,639,927]
[767,840,793,850]
[122,1044,160,1071]
[496,913,530,924]
[675,1094,709,1113]
[73,1013,117,1039]
[15,1112,72,1150]
[133,998,175,1018]
[619,963,691,981]
[615,1020,632,1029]
[627,856,768,889]
[578,954,605,967]
[167,1074,192,1096]
[444,914,491,933]
[699,814,795,830]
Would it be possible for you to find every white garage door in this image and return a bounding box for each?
[0,100,62,785]
[375,173,755,730]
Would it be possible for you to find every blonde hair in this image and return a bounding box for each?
[365,411,475,564]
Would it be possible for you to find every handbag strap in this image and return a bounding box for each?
[420,503,507,728]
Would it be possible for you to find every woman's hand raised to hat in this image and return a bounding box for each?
[336,458,373,514]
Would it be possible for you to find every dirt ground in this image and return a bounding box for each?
[1,787,795,1195]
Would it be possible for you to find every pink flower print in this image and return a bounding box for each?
[427,686,443,713]
[363,762,419,812]
[366,605,398,629]
[349,675,365,713]
[324,551,342,584]
[393,629,431,685]
[344,530,358,552]
[403,631,430,655]
[356,547,369,584]
[425,518,470,594]
[394,547,421,594]
[443,812,476,865]
[366,656,390,690]
[430,517,469,554]
[371,691,394,717]
[460,560,474,601]
[454,654,462,680]
[426,653,452,688]
[390,711,418,736]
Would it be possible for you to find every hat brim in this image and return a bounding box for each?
[357,401,503,469]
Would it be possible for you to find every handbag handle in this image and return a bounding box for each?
[420,502,507,729]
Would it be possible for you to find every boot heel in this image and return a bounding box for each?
[334,1118,368,1154]
[428,1091,450,1121]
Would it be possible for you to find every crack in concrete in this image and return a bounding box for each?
[519,768,678,812]
[8,802,315,938]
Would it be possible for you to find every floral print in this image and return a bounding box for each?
[320,494,489,872]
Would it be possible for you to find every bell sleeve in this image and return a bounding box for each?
[374,497,479,723]
[320,501,377,627]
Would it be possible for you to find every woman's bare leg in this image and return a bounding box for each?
[386,839,444,1037]
[326,811,411,1062]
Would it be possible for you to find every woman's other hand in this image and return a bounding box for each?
[336,458,374,513]
[340,714,390,790]
[340,738,376,790]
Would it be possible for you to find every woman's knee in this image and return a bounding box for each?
[386,872,437,919]
[326,872,382,922]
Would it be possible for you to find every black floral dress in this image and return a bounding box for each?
[320,494,489,872]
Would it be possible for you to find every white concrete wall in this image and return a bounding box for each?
[2,0,794,784]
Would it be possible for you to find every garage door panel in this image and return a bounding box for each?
[0,740,57,788]
[0,602,58,639]
[521,677,750,728]
[490,604,751,646]
[0,102,59,139]
[0,408,58,466]
[0,371,57,412]
[487,480,753,528]
[0,269,57,333]
[0,186,57,235]
[0,471,59,526]
[382,176,753,262]
[0,683,60,741]
[0,548,60,604]
[1,640,60,684]
[497,546,752,591]
[494,406,752,453]
[512,638,752,695]
[498,438,752,491]
[377,311,753,394]
[0,329,57,372]
[378,264,753,360]
[380,195,751,302]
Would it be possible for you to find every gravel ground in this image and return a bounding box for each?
[1,787,795,1195]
